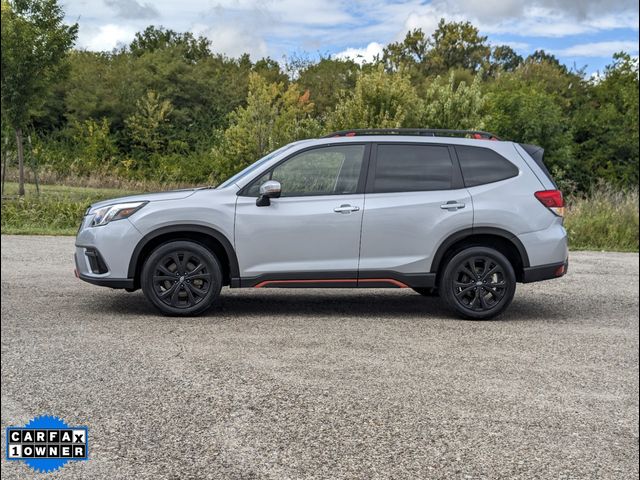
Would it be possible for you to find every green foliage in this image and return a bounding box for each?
[1,196,87,234]
[427,19,490,74]
[0,11,636,194]
[70,118,118,172]
[383,21,490,76]
[297,58,360,115]
[490,45,523,73]
[572,53,639,189]
[485,83,572,174]
[383,29,429,75]
[212,73,320,182]
[129,25,212,62]
[0,182,140,235]
[1,0,78,127]
[328,66,421,130]
[125,91,174,156]
[421,72,486,129]
[565,184,639,251]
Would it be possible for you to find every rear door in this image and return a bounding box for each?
[358,142,472,277]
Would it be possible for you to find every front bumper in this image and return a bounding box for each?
[74,266,134,289]
[74,217,142,288]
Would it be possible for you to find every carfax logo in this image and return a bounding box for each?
[5,415,88,473]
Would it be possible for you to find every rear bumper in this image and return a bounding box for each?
[522,260,568,283]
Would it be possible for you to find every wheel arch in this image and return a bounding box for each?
[430,228,529,282]
[128,225,239,288]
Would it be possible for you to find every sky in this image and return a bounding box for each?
[63,0,639,74]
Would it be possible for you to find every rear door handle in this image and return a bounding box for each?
[334,204,360,214]
[440,201,466,210]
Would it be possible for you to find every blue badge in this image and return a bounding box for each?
[5,415,89,474]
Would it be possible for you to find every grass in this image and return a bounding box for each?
[1,182,141,235]
[2,181,638,252]
[564,186,639,252]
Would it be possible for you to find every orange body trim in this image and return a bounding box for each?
[253,278,409,288]
[358,278,409,288]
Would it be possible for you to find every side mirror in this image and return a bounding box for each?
[256,180,281,207]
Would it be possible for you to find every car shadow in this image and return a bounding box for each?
[81,288,566,322]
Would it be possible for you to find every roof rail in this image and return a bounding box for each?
[322,128,501,141]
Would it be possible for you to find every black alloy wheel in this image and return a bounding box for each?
[141,241,222,316]
[441,246,516,320]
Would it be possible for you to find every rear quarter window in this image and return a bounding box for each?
[456,145,519,187]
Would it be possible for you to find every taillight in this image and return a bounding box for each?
[535,190,564,217]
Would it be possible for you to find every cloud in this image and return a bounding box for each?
[64,0,639,72]
[81,24,137,51]
[334,42,384,64]
[555,40,639,57]
[104,0,159,20]
[491,40,530,50]
[397,1,639,39]
[194,23,269,59]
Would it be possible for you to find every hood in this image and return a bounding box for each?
[89,188,201,211]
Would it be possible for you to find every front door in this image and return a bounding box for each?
[235,144,369,285]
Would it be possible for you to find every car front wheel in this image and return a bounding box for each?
[141,241,222,316]
[440,246,516,320]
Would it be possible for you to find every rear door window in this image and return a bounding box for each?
[372,144,453,193]
[456,145,519,187]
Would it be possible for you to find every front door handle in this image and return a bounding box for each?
[334,204,360,214]
[440,201,466,210]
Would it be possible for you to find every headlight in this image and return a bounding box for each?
[90,201,147,227]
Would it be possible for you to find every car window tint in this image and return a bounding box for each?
[373,144,453,193]
[456,145,519,187]
[246,145,365,197]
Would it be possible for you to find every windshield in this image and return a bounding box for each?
[216,142,300,189]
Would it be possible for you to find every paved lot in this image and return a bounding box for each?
[1,235,638,479]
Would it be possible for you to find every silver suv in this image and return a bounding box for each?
[74,129,568,319]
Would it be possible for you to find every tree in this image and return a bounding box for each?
[297,58,360,115]
[383,29,429,73]
[125,91,174,159]
[486,86,573,177]
[572,53,639,189]
[490,45,523,73]
[70,118,117,174]
[1,0,77,195]
[129,25,212,62]
[426,19,490,74]
[212,73,320,181]
[327,66,421,131]
[252,57,289,86]
[526,50,566,71]
[421,72,487,129]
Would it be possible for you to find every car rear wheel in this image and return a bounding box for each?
[440,246,516,320]
[141,241,222,316]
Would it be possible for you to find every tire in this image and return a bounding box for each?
[440,246,516,320]
[141,240,223,316]
[412,287,439,297]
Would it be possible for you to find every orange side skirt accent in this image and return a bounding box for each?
[253,278,409,288]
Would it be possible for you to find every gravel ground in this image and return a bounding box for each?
[1,235,638,479]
